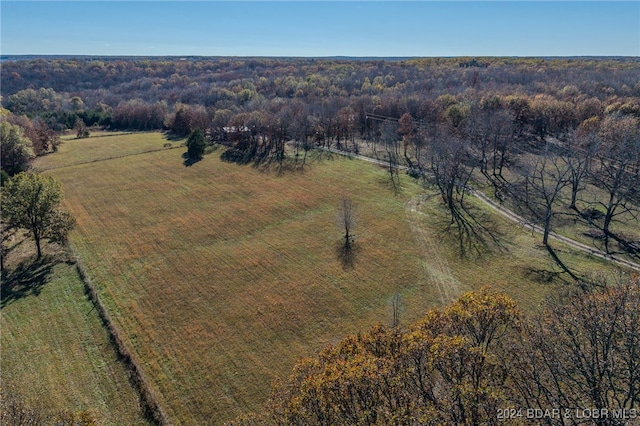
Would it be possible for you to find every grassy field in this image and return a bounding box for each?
[0,239,148,425]
[34,130,181,172]
[32,131,629,424]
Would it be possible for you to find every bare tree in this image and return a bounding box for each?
[464,102,514,197]
[425,130,500,256]
[588,116,640,253]
[508,278,640,422]
[516,143,582,280]
[521,145,571,247]
[381,122,401,194]
[337,197,356,268]
[562,134,595,211]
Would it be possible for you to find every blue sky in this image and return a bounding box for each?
[1,1,639,57]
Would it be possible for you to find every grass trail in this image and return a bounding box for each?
[405,195,465,305]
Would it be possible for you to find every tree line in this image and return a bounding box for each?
[1,57,638,139]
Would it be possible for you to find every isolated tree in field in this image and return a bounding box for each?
[186,128,206,160]
[2,172,75,259]
[0,121,34,176]
[337,197,355,268]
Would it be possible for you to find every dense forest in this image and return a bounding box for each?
[2,56,639,138]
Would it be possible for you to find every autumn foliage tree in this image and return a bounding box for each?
[2,172,75,259]
[0,121,34,176]
[233,288,521,425]
[233,278,640,426]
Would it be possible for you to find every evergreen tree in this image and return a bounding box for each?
[186,128,206,160]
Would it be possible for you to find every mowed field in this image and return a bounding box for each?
[34,132,623,424]
[0,242,148,425]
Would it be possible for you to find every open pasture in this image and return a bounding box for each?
[42,139,427,423]
[36,132,622,424]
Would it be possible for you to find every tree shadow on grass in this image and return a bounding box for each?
[220,149,303,176]
[335,239,358,270]
[523,267,565,285]
[164,132,188,142]
[432,202,505,260]
[545,245,583,283]
[220,148,255,165]
[1,255,56,309]
[523,245,583,287]
[182,152,202,167]
[610,233,640,261]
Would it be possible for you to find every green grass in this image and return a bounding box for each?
[33,130,182,172]
[31,131,630,424]
[470,154,640,265]
[410,187,624,310]
[0,240,148,425]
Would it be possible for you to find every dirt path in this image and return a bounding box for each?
[404,195,463,305]
[471,190,640,272]
[322,147,640,273]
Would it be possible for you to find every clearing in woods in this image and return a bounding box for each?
[30,131,623,424]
